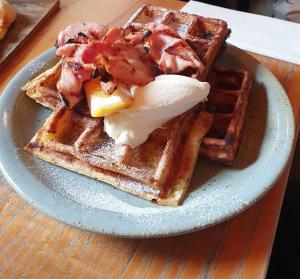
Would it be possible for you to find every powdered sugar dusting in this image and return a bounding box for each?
[27,60,47,75]
[25,154,246,213]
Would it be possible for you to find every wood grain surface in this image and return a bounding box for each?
[0,0,59,70]
[0,0,299,278]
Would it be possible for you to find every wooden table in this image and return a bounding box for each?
[0,0,299,278]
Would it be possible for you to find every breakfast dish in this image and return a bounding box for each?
[0,42,294,236]
[23,59,213,205]
[21,5,234,205]
[201,68,253,165]
[0,0,294,237]
[22,58,213,205]
[0,0,17,40]
[23,62,252,168]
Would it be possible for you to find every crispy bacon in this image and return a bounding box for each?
[91,66,117,94]
[56,22,108,47]
[56,43,79,57]
[54,22,205,108]
[56,42,101,63]
[145,24,204,76]
[56,27,155,86]
[57,58,94,108]
[97,27,155,85]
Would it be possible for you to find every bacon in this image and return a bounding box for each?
[55,22,203,96]
[55,22,108,61]
[56,43,79,57]
[56,25,155,86]
[56,42,99,63]
[57,58,94,108]
[55,24,160,105]
[145,24,204,75]
[56,22,108,47]
[101,80,118,95]
[77,41,103,64]
[98,27,155,85]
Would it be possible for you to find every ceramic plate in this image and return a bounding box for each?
[0,45,295,237]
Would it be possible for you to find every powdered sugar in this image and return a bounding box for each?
[27,60,47,76]
[24,153,245,217]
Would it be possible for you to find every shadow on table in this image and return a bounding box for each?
[267,136,300,279]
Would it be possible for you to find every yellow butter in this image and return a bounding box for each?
[84,79,132,117]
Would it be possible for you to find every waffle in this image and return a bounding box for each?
[22,61,63,110]
[124,4,230,81]
[24,101,212,205]
[200,67,253,165]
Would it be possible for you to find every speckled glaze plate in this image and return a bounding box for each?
[0,45,295,237]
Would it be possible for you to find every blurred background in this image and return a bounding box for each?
[188,0,300,23]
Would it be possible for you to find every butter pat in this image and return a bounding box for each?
[104,75,210,148]
[84,79,132,117]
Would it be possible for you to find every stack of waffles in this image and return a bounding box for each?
[22,5,252,205]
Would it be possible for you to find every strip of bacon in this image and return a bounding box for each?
[144,24,204,76]
[56,42,97,63]
[57,58,94,108]
[56,43,79,57]
[57,28,155,86]
[56,22,108,47]
[97,27,155,85]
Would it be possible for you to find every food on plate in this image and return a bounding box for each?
[201,68,252,165]
[124,4,230,81]
[24,103,212,205]
[104,75,210,148]
[55,25,155,108]
[0,0,17,40]
[22,61,64,110]
[55,22,108,47]
[84,79,133,117]
[22,5,251,205]
[23,59,213,205]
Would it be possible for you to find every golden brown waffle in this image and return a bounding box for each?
[22,61,63,110]
[200,67,253,165]
[25,103,212,205]
[124,4,230,81]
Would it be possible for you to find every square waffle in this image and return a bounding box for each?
[24,100,212,205]
[22,61,63,110]
[124,4,230,81]
[200,67,253,165]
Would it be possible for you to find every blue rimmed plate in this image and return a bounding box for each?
[0,45,295,237]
